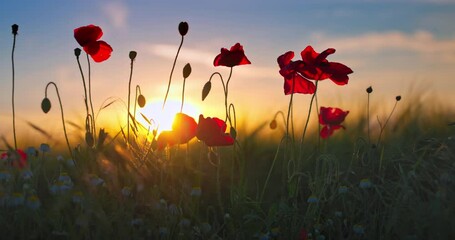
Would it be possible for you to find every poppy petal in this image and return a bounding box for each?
[74,25,103,47]
[83,41,113,62]
[284,75,316,95]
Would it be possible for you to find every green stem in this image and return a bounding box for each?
[224,67,233,125]
[11,32,17,150]
[299,80,319,164]
[45,82,73,159]
[86,54,96,141]
[163,36,184,109]
[180,77,187,113]
[376,100,399,146]
[127,58,134,145]
[76,56,89,116]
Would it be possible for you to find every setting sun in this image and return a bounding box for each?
[136,98,200,134]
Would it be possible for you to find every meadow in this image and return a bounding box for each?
[1,22,454,240]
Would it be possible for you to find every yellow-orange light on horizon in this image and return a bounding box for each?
[136,99,200,135]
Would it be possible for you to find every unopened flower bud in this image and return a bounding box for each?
[395,95,401,101]
[269,119,277,129]
[12,24,19,35]
[137,94,146,108]
[366,86,373,93]
[178,22,189,36]
[74,48,81,57]
[129,51,137,61]
[183,63,191,78]
[41,98,51,113]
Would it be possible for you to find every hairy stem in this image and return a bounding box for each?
[163,36,184,109]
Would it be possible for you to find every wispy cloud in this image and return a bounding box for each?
[313,31,455,63]
[102,2,128,29]
[140,43,277,79]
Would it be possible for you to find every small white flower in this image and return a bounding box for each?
[130,218,143,226]
[338,185,348,194]
[39,143,51,153]
[26,195,41,210]
[0,170,12,181]
[353,224,365,235]
[10,192,25,207]
[307,195,319,203]
[359,178,373,189]
[121,187,132,197]
[72,191,83,203]
[190,186,202,197]
[21,170,33,180]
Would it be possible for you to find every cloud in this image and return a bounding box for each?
[313,31,455,63]
[102,2,128,29]
[140,43,277,79]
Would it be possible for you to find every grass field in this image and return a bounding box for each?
[1,23,454,240]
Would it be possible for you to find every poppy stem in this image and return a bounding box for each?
[75,55,89,117]
[44,82,74,161]
[163,35,184,109]
[367,91,371,146]
[180,77,187,113]
[224,67,233,125]
[11,27,18,150]
[127,56,135,146]
[86,54,96,142]
[376,99,399,146]
[299,81,319,162]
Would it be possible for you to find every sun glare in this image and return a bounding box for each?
[136,99,200,135]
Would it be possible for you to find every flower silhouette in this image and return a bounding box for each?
[74,25,113,62]
[1,149,27,169]
[157,113,198,150]
[196,115,234,146]
[319,107,349,138]
[277,51,316,95]
[299,46,353,85]
[214,43,251,67]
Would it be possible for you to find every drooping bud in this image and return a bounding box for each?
[395,96,402,101]
[366,86,373,93]
[129,51,137,61]
[269,119,277,130]
[202,81,212,101]
[74,48,81,57]
[137,94,146,108]
[178,22,189,36]
[41,98,51,113]
[183,63,191,78]
[12,24,19,35]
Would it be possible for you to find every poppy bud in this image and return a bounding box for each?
[12,24,18,35]
[178,22,189,36]
[395,96,401,101]
[366,86,373,93]
[202,81,211,101]
[183,63,191,78]
[269,119,277,130]
[97,128,108,149]
[230,127,237,140]
[137,94,146,108]
[85,132,94,147]
[129,51,137,61]
[74,48,81,57]
[41,98,51,113]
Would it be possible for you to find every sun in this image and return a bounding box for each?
[136,99,200,135]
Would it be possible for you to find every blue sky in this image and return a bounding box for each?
[1,0,455,145]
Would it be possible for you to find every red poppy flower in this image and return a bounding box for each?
[157,113,197,150]
[74,25,113,62]
[1,149,27,169]
[214,43,251,67]
[319,107,349,138]
[299,46,353,85]
[196,115,234,147]
[298,227,308,240]
[277,51,316,95]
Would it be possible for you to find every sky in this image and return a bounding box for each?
[1,0,455,146]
